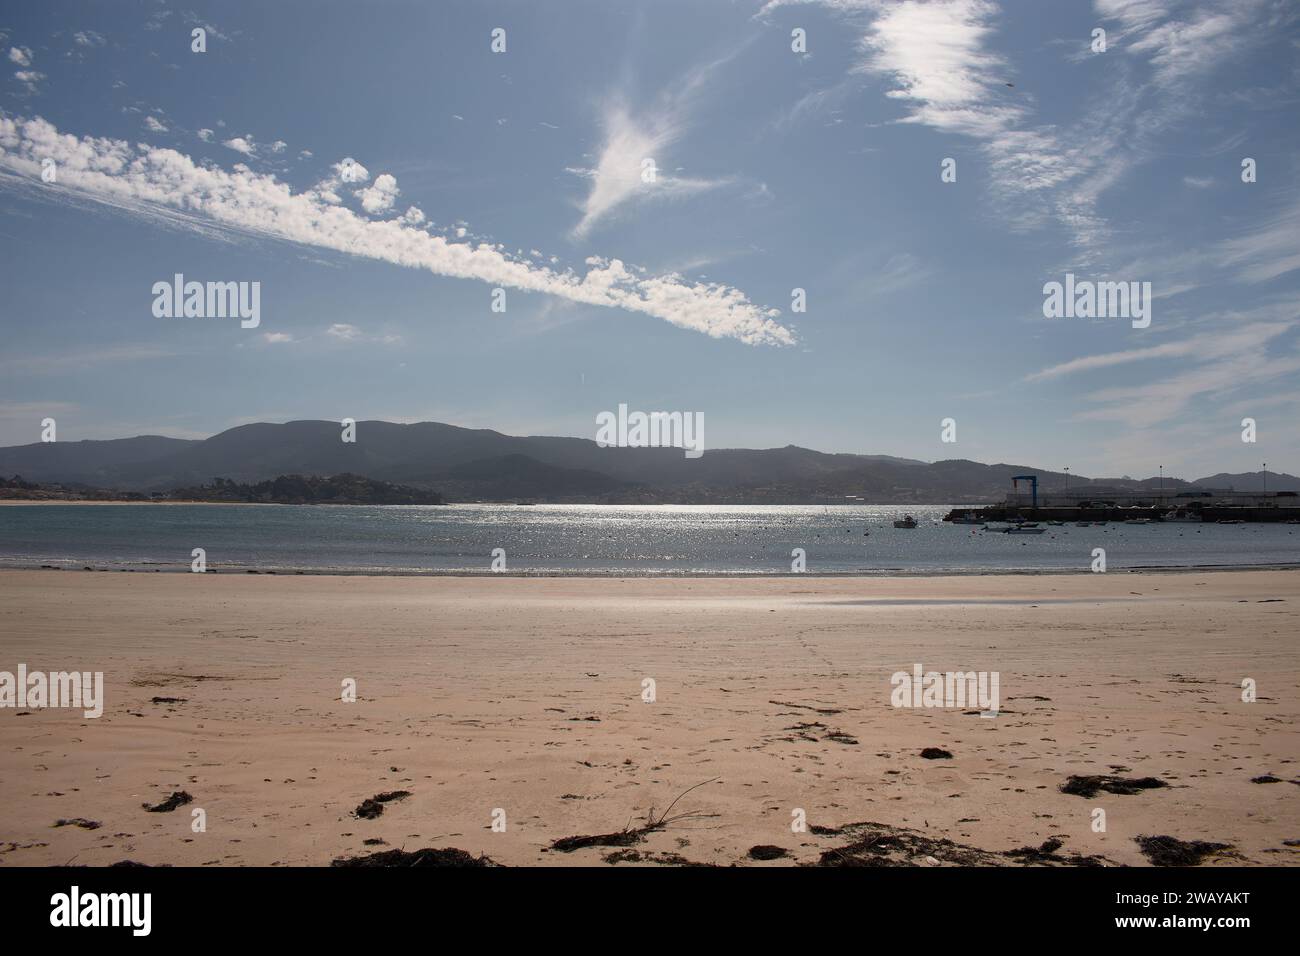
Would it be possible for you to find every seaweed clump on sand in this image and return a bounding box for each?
[601,848,714,866]
[549,779,720,854]
[353,791,411,819]
[811,822,1118,867]
[1003,838,1111,867]
[331,847,499,867]
[811,821,1004,867]
[1135,835,1232,867]
[1060,775,1166,798]
[142,791,193,813]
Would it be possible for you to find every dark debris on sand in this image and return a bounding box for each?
[53,818,102,830]
[331,847,499,867]
[1060,775,1167,798]
[142,791,193,813]
[920,748,953,760]
[601,848,714,866]
[748,844,789,861]
[550,778,720,854]
[552,829,645,852]
[810,821,1118,867]
[1004,838,1111,867]
[1135,835,1233,866]
[354,790,412,819]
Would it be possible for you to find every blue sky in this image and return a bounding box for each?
[1,0,1297,478]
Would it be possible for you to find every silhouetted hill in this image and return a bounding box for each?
[0,421,1291,503]
[1195,471,1300,493]
[0,435,199,485]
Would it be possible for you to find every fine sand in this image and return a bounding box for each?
[0,569,1296,867]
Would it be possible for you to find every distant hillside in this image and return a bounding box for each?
[1194,471,1300,493]
[0,435,199,486]
[0,421,1291,504]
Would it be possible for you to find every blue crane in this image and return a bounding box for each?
[1011,474,1039,508]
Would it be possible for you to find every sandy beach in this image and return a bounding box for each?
[0,568,1296,867]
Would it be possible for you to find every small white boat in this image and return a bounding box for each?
[893,514,918,529]
[1124,518,1152,525]
[1075,521,1091,527]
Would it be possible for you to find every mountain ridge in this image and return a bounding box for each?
[0,420,1292,504]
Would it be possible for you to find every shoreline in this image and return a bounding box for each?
[4,561,1300,577]
[0,499,275,506]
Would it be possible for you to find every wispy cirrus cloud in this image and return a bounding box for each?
[1075,346,1300,428]
[764,0,1088,243]
[1030,301,1300,429]
[0,115,793,346]
[1217,192,1300,284]
[1026,321,1292,382]
[568,45,752,239]
[0,344,183,375]
[764,0,1292,266]
[569,100,734,238]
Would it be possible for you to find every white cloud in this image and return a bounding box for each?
[326,323,361,340]
[222,136,255,156]
[356,172,399,214]
[143,116,168,133]
[73,31,106,48]
[0,115,793,346]
[325,323,403,345]
[197,128,214,142]
[13,69,44,93]
[8,46,32,67]
[269,140,287,154]
[262,332,294,344]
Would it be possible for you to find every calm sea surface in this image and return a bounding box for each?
[1,503,1298,574]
